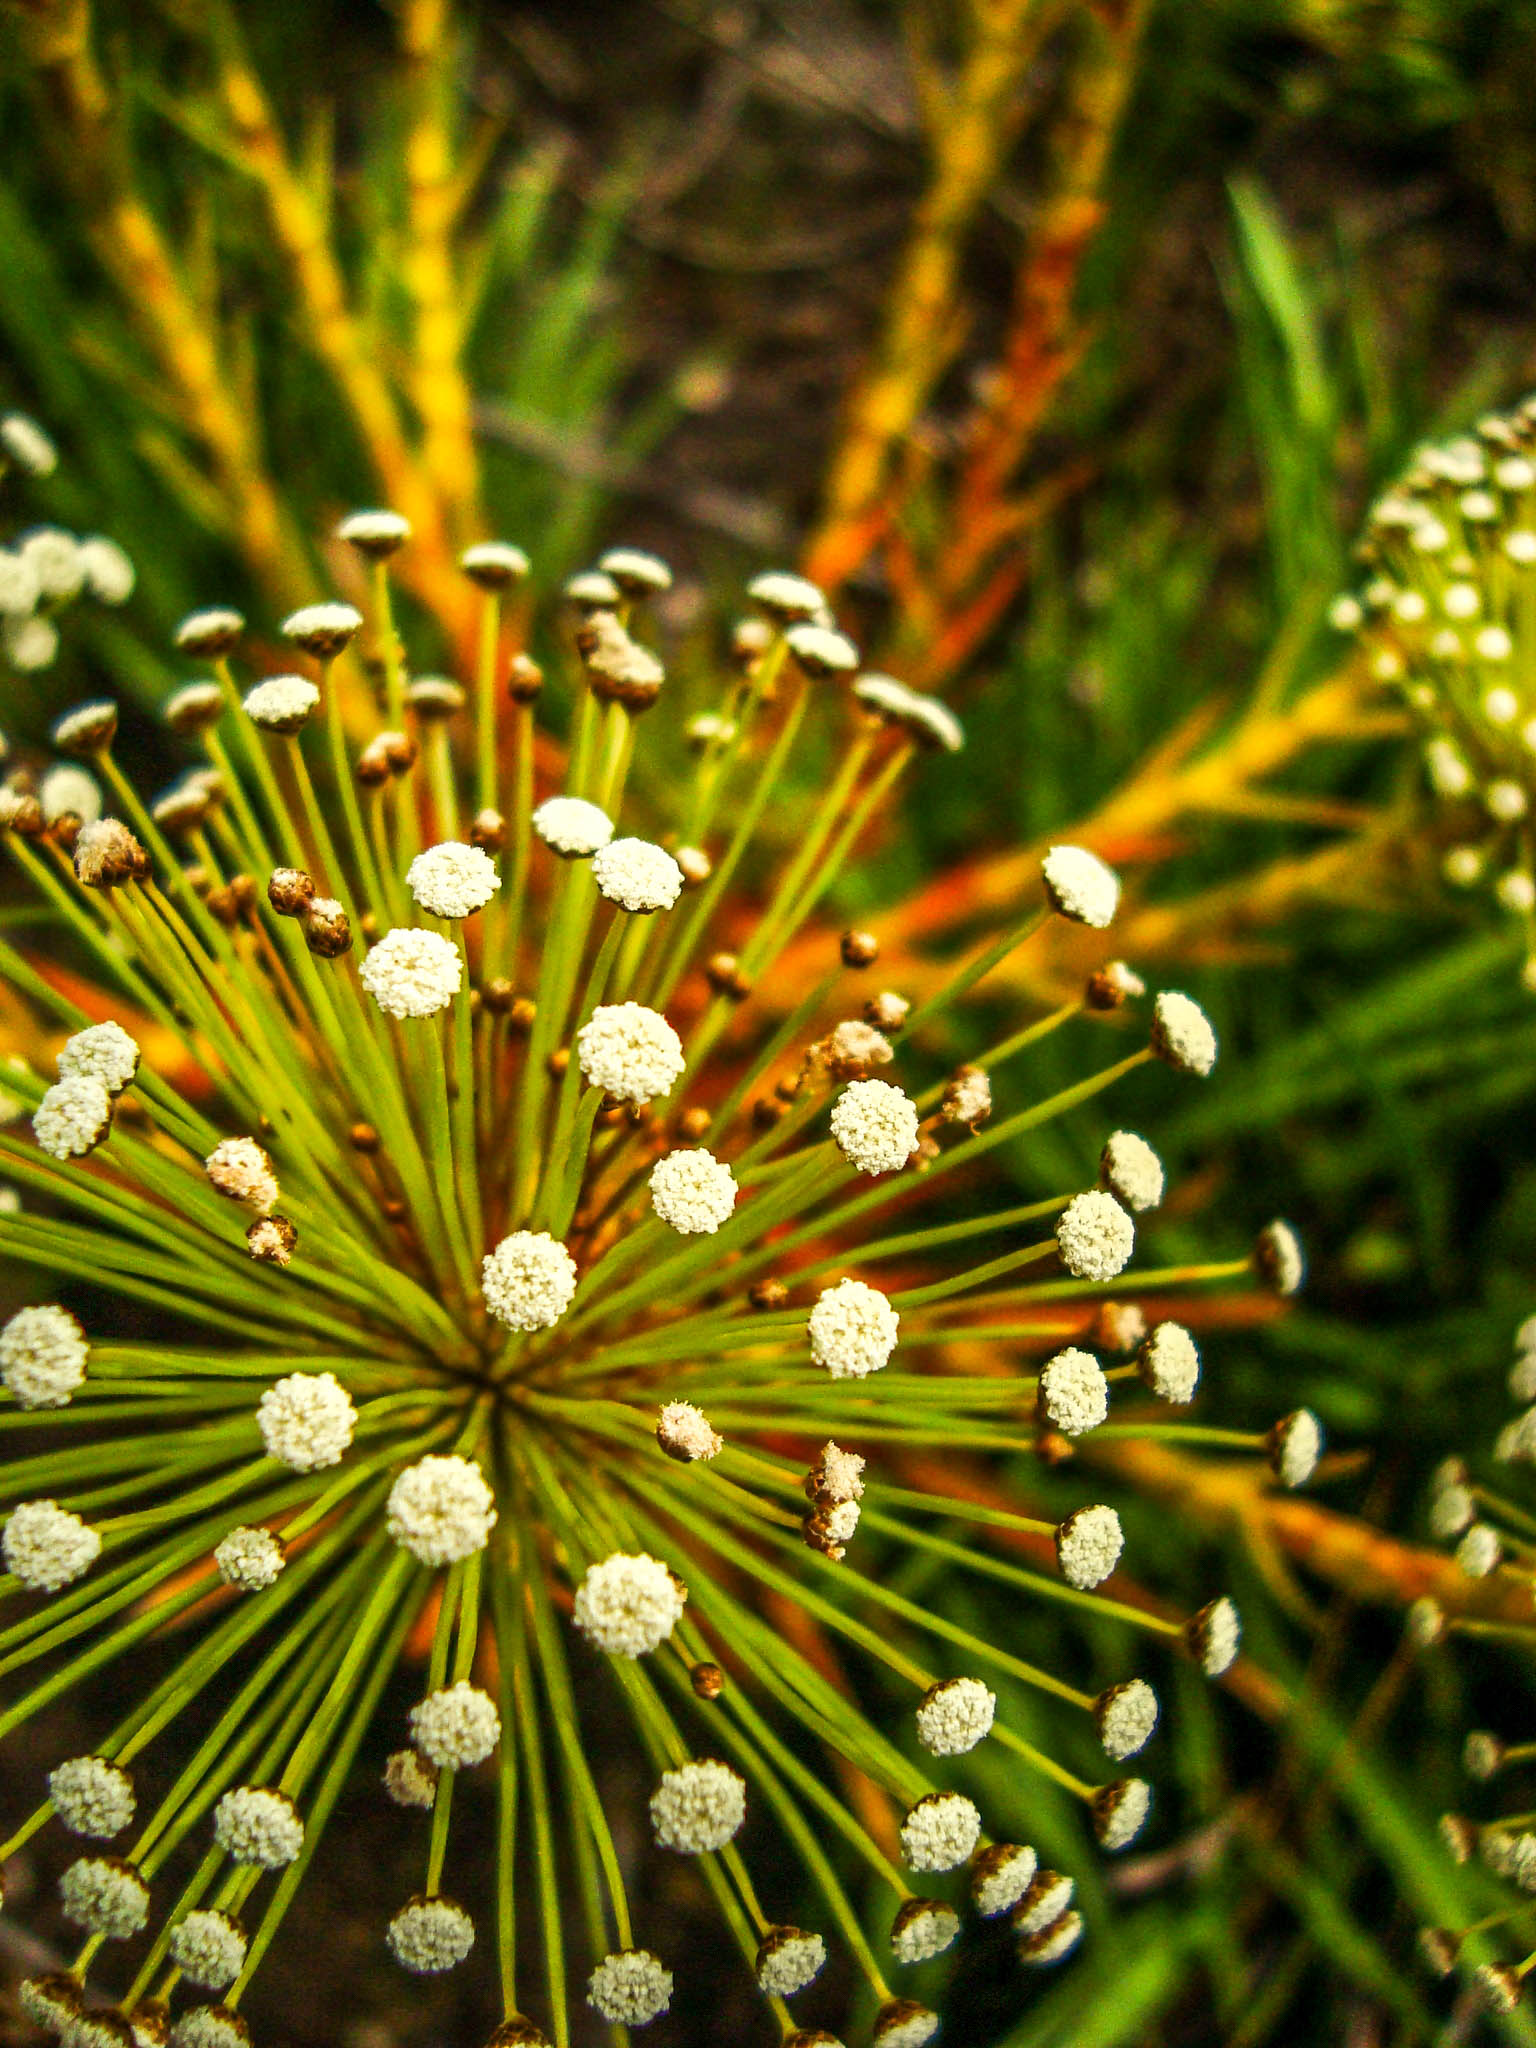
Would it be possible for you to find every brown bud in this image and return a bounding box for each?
[774,1074,803,1103]
[48,811,83,853]
[383,731,418,775]
[383,1198,408,1223]
[484,2024,552,2048]
[356,740,392,788]
[509,997,537,1035]
[676,1105,711,1142]
[74,818,148,888]
[470,807,506,852]
[229,874,258,917]
[690,1661,725,1701]
[749,1278,787,1311]
[130,2001,171,2046]
[865,990,910,1032]
[247,1215,297,1267]
[547,1048,570,1078]
[481,977,516,1015]
[1417,1927,1461,1977]
[1086,959,1145,1011]
[506,653,544,703]
[359,912,379,942]
[206,884,244,928]
[268,866,315,916]
[705,951,751,999]
[751,1097,784,1129]
[349,1123,380,1153]
[2,791,45,837]
[841,928,878,968]
[304,898,352,958]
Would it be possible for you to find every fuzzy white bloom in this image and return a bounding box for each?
[564,569,620,607]
[4,1499,100,1589]
[337,508,411,551]
[58,1020,139,1095]
[1094,1777,1152,1850]
[915,1676,996,1756]
[1041,844,1120,927]
[1056,1189,1135,1281]
[1100,1130,1164,1211]
[1457,1522,1503,1578]
[169,1911,248,1989]
[174,606,245,653]
[972,1843,1038,1917]
[1497,869,1536,914]
[899,1792,982,1872]
[1270,1409,1323,1488]
[213,1786,303,1868]
[785,621,859,674]
[409,1682,501,1768]
[168,2009,251,2048]
[1096,1679,1160,1760]
[811,1441,867,1504]
[34,1073,112,1159]
[573,1552,686,1657]
[1038,1346,1109,1436]
[205,1136,279,1214]
[256,1371,356,1472]
[482,1231,578,1330]
[532,796,614,857]
[0,547,39,614]
[18,1980,84,2034]
[1021,1911,1084,1964]
[941,1063,991,1125]
[280,601,363,649]
[656,1400,722,1462]
[77,536,135,605]
[756,1925,827,1996]
[386,1455,498,1565]
[243,676,319,733]
[1255,1219,1306,1296]
[49,1756,135,1837]
[214,1525,285,1591]
[599,546,673,593]
[591,837,684,913]
[388,1895,475,1973]
[1151,990,1218,1077]
[40,764,103,827]
[359,927,463,1018]
[460,540,530,585]
[59,1856,149,1938]
[748,570,828,621]
[649,1759,747,1852]
[22,528,84,601]
[830,1078,919,1175]
[5,612,59,671]
[874,2007,940,2048]
[1014,1870,1076,1937]
[0,1304,88,1409]
[1056,1504,1123,1588]
[407,841,499,919]
[1187,1596,1242,1677]
[808,1278,899,1378]
[577,1002,685,1102]
[892,1900,960,1965]
[1485,685,1521,725]
[1139,1322,1200,1404]
[0,412,58,476]
[385,1749,438,1808]
[649,1148,737,1234]
[587,1949,673,2025]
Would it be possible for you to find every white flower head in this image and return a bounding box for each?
[49,1756,135,1837]
[656,1400,722,1462]
[460,540,530,588]
[915,1676,996,1756]
[1041,844,1120,927]
[1100,1130,1164,1212]
[756,1925,827,1996]
[649,1758,746,1852]
[384,1749,437,1808]
[573,1551,686,1657]
[873,2002,940,2048]
[810,1441,866,1503]
[407,841,499,919]
[205,1136,279,1215]
[410,1681,500,1768]
[785,621,859,676]
[387,1895,475,1973]
[808,1278,899,1379]
[1254,1219,1306,1296]
[748,570,828,622]
[1014,1868,1076,1937]
[4,1499,100,1590]
[78,536,135,605]
[214,1525,286,1592]
[386,1455,497,1566]
[577,1002,685,1102]
[650,1148,737,1234]
[1056,1503,1123,1588]
[40,764,103,827]
[360,927,462,1018]
[59,1855,149,1938]
[892,1898,960,1965]
[1095,1678,1160,1760]
[1151,990,1218,1076]
[0,412,58,476]
[280,601,363,655]
[5,612,58,671]
[1139,1321,1200,1404]
[213,1786,303,1867]
[1038,1346,1109,1436]
[899,1791,982,1871]
[533,796,614,857]
[1093,1776,1152,1850]
[256,1371,356,1471]
[1056,1189,1135,1281]
[564,569,621,608]
[482,1230,578,1331]
[599,546,673,594]
[587,1949,673,2026]
[169,1911,248,1989]
[0,547,39,614]
[1186,1595,1241,1677]
[337,508,411,554]
[1,1304,88,1409]
[58,1021,138,1095]
[34,1073,112,1159]
[830,1078,919,1175]
[168,2009,252,2048]
[971,1843,1038,1917]
[1269,1408,1323,1488]
[591,837,684,913]
[1457,1522,1502,1578]
[1021,1910,1084,1964]
[174,606,245,655]
[23,528,85,602]
[243,676,320,735]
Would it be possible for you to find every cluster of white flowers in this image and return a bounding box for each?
[915,1676,996,1756]
[577,1002,686,1101]
[830,1078,919,1175]
[573,1552,686,1656]
[169,1909,249,1989]
[359,926,463,1017]
[649,1147,737,1233]
[386,1454,497,1565]
[481,1229,578,1329]
[899,1792,982,1872]
[648,1758,747,1852]
[49,1755,135,1837]
[212,1785,304,1868]
[0,427,133,672]
[0,1302,88,1408]
[256,1371,356,1471]
[591,836,684,912]
[587,1948,673,2025]
[807,1277,900,1378]
[407,839,499,918]
[3,1498,100,1589]
[387,1894,475,1973]
[409,1681,501,1768]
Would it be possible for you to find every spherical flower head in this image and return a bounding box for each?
[1042,844,1120,927]
[786,621,859,676]
[649,1758,746,1852]
[387,1455,497,1565]
[1254,1219,1306,1296]
[6,612,59,671]
[573,1551,686,1657]
[756,1926,827,1997]
[49,1754,134,1838]
[1,1304,88,1409]
[1100,1130,1164,1212]
[1457,1522,1502,1578]
[359,927,462,1018]
[899,1791,982,1872]
[972,1843,1038,1918]
[59,1855,149,1938]
[1020,1910,1084,1965]
[74,818,147,889]
[257,1371,356,1472]
[0,547,39,615]
[808,1278,899,1379]
[1038,1346,1109,1436]
[387,1894,475,1973]
[650,1148,737,1234]
[34,1074,112,1159]
[78,536,135,606]
[830,1078,918,1176]
[482,1230,578,1331]
[280,602,362,655]
[587,1949,673,2026]
[890,1899,959,1967]
[1056,1504,1123,1588]
[564,568,621,608]
[26,531,86,604]
[1055,1190,1134,1282]
[915,1675,996,1756]
[213,1786,303,1868]
[941,1063,991,1126]
[174,607,245,656]
[0,412,58,476]
[409,1681,501,1769]
[1093,1777,1151,1850]
[168,2007,251,2048]
[1269,1408,1323,1488]
[168,1911,248,1990]
[385,1749,438,1808]
[460,540,530,589]
[599,546,673,595]
[205,1137,279,1216]
[1139,1321,1200,1405]
[591,836,684,913]
[243,676,319,735]
[1014,1867,1076,1937]
[532,795,614,857]
[407,840,499,919]
[4,1499,100,1590]
[656,1400,722,1462]
[58,1021,139,1096]
[337,508,411,555]
[1095,1678,1160,1760]
[1151,990,1218,1077]
[1186,1595,1241,1677]
[811,1441,866,1503]
[748,570,828,622]
[214,1525,285,1591]
[40,764,103,827]
[872,1999,940,2048]
[577,1002,685,1103]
